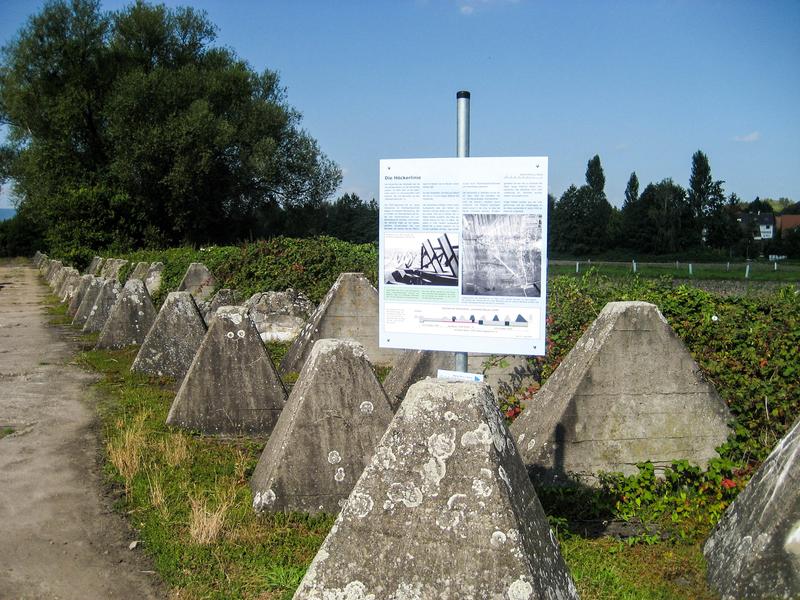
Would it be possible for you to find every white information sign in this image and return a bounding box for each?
[379,156,548,356]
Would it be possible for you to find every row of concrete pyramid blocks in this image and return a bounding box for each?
[32,251,799,598]
[39,252,735,484]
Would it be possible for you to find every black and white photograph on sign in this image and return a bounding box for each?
[384,232,459,286]
[461,214,543,297]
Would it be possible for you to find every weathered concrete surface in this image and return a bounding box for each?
[704,418,800,599]
[292,379,578,600]
[45,259,62,283]
[511,301,731,485]
[177,262,216,302]
[382,350,455,411]
[0,261,163,599]
[384,351,538,411]
[51,265,68,292]
[96,278,157,350]
[72,276,104,327]
[167,306,287,435]
[280,273,402,375]
[251,339,394,514]
[128,261,152,281]
[203,288,240,325]
[144,262,164,297]
[245,289,314,342]
[82,278,122,334]
[86,256,104,275]
[58,268,82,302]
[99,258,128,281]
[132,291,207,381]
[67,274,95,317]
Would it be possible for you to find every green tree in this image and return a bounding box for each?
[0,0,341,251]
[687,150,722,247]
[585,154,605,197]
[746,197,773,214]
[637,179,694,253]
[705,192,743,254]
[624,171,639,206]
[552,155,613,255]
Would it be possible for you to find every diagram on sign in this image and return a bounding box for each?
[460,213,543,298]
[384,232,459,286]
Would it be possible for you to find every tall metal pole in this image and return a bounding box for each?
[455,91,470,373]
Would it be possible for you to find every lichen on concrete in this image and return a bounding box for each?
[704,417,800,599]
[131,291,207,381]
[280,273,402,376]
[166,305,287,435]
[95,278,157,350]
[251,338,394,515]
[82,279,122,333]
[292,379,578,599]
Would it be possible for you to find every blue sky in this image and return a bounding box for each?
[1,0,799,210]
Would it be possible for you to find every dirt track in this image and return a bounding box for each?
[0,260,163,600]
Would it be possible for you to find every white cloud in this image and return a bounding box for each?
[733,131,761,143]
[457,0,520,16]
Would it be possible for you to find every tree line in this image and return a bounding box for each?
[0,0,367,261]
[550,151,800,259]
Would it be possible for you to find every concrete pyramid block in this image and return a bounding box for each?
[177,262,216,302]
[45,260,62,283]
[144,262,164,297]
[251,339,394,514]
[82,279,122,333]
[96,279,157,349]
[292,379,578,599]
[280,273,402,375]
[58,268,81,302]
[35,253,47,268]
[67,275,95,317]
[166,306,287,435]
[99,258,128,280]
[203,288,240,325]
[382,350,455,411]
[704,418,800,599]
[86,256,104,275]
[50,266,68,292]
[511,301,731,485]
[72,277,104,327]
[132,291,207,381]
[128,261,151,281]
[245,289,314,342]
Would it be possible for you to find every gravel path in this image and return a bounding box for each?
[0,260,163,600]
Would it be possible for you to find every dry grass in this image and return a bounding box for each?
[189,491,233,545]
[107,412,149,492]
[147,472,169,520]
[159,431,190,467]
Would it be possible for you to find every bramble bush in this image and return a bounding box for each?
[506,270,798,539]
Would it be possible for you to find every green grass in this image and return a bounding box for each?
[550,260,800,282]
[73,345,717,599]
[561,537,715,600]
[79,347,333,599]
[0,426,15,439]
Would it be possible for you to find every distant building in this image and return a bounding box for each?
[737,212,775,240]
[775,214,800,233]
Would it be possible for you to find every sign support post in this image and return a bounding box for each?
[455,90,470,373]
